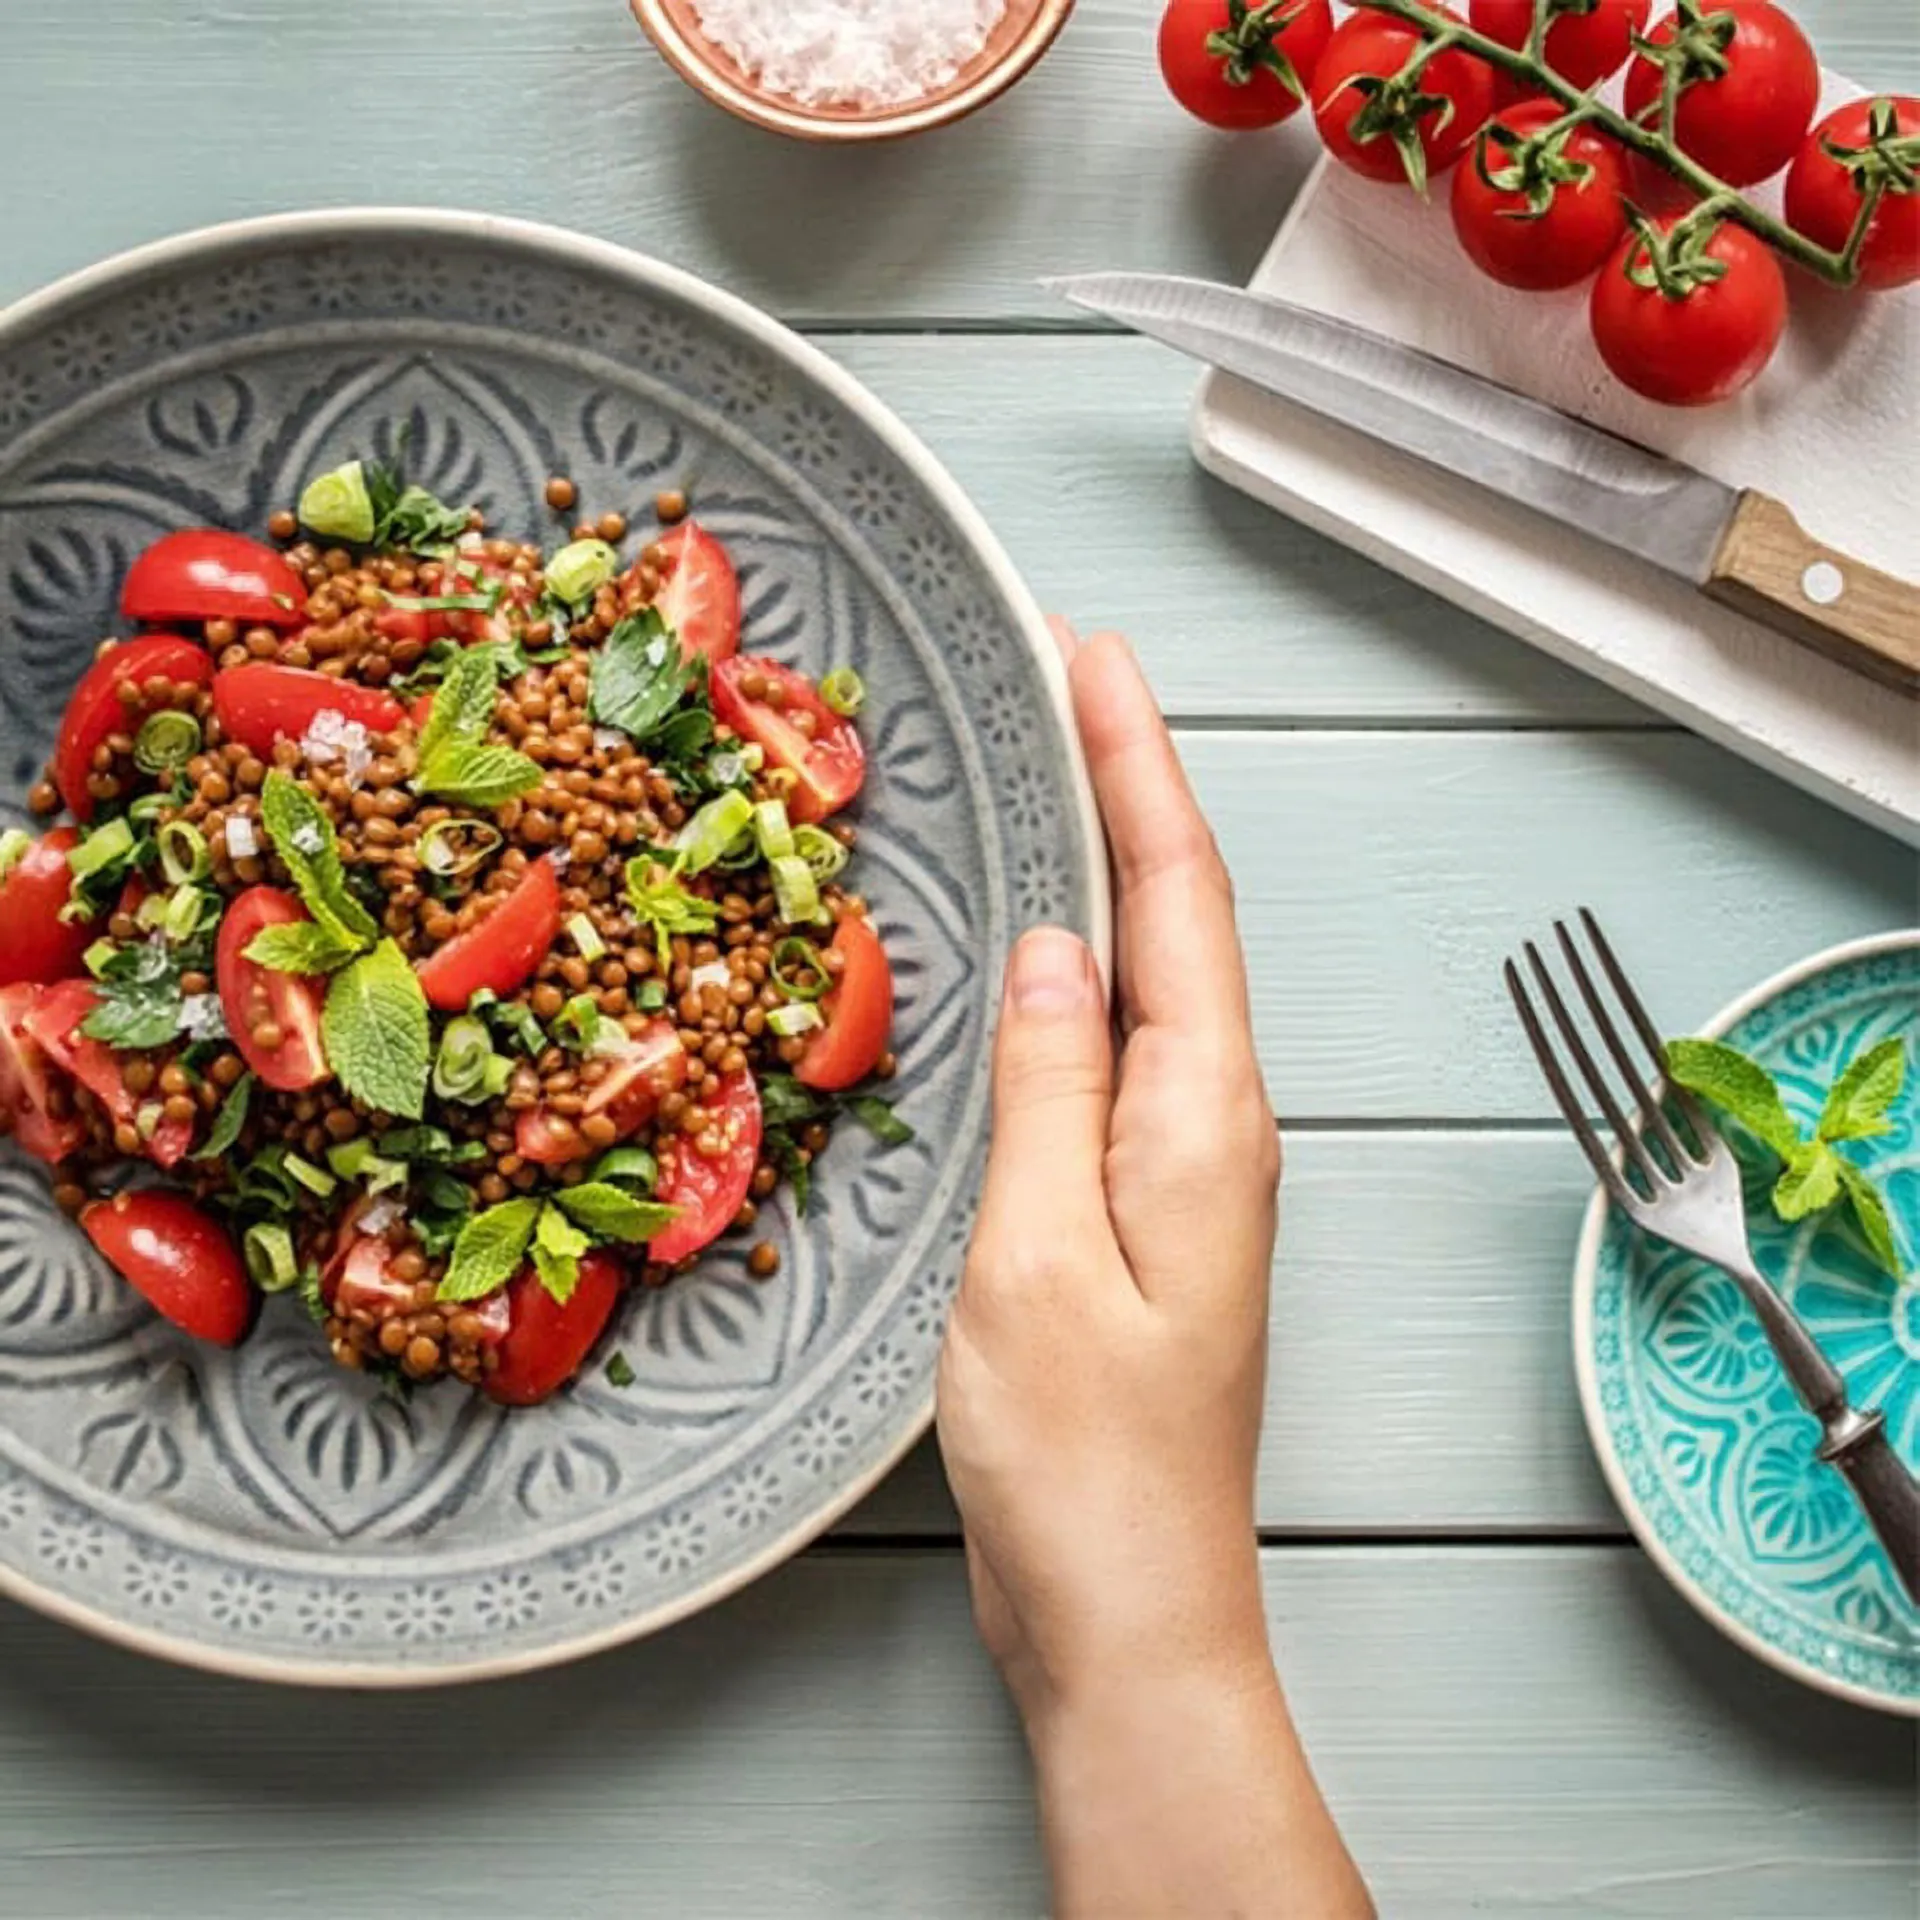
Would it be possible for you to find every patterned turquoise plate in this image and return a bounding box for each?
[1575,932,1920,1716]
[0,210,1109,1685]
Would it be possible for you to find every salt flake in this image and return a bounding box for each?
[224,816,259,860]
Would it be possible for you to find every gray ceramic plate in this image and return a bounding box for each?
[0,209,1107,1684]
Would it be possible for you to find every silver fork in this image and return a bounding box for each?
[1508,909,1919,1605]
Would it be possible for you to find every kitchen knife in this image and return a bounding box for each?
[1046,271,1919,697]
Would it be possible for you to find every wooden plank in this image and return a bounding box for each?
[1180,730,1917,1121]
[1,3,1911,322]
[0,1547,1908,1918]
[850,1129,1616,1537]
[828,337,1648,725]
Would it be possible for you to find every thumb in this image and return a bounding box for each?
[975,928,1114,1247]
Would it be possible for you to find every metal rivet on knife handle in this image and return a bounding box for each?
[1704,492,1919,697]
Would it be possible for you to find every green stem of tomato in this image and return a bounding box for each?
[1357,0,1859,285]
[1835,174,1890,281]
[1524,0,1554,65]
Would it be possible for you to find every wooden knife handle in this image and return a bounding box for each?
[1705,491,1919,696]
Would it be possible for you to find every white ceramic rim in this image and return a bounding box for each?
[1570,926,1920,1719]
[0,206,1113,1688]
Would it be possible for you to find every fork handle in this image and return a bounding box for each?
[1819,1412,1920,1606]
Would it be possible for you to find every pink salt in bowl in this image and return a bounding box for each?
[630,0,1077,142]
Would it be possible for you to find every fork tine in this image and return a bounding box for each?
[1523,940,1665,1191]
[1579,906,1717,1146]
[1556,918,1695,1170]
[1504,958,1632,1207]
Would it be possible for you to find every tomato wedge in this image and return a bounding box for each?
[0,830,102,985]
[796,915,894,1093]
[710,657,864,825]
[123,530,307,631]
[374,557,538,650]
[650,1069,762,1266]
[0,982,84,1163]
[212,662,406,759]
[416,856,562,1012]
[23,979,194,1166]
[514,1017,687,1166]
[652,523,741,664]
[54,633,213,819]
[484,1251,624,1406]
[215,887,331,1091]
[81,1191,252,1345]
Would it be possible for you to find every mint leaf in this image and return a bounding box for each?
[1663,1038,1801,1159]
[415,742,543,808]
[79,940,187,1049]
[604,1349,635,1388]
[437,1196,541,1303]
[590,610,703,742]
[1835,1161,1903,1276]
[757,1073,832,1130]
[530,1201,592,1305]
[321,940,430,1118]
[552,1182,681,1244]
[192,1070,253,1162]
[244,920,363,975]
[366,464,472,555]
[1816,1037,1906,1144]
[1774,1141,1843,1221]
[259,771,378,946]
[416,644,497,768]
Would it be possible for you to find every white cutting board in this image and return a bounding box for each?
[1192,96,1920,847]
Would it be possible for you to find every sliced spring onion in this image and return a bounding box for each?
[589,1145,658,1192]
[553,994,601,1052]
[67,816,133,884]
[127,792,174,825]
[384,590,496,614]
[136,890,171,930]
[135,1101,164,1142]
[566,913,606,961]
[677,790,755,875]
[157,819,210,885]
[769,854,821,926]
[0,828,32,882]
[133,709,202,776]
[326,1137,379,1179]
[752,798,794,862]
[82,939,117,978]
[162,883,213,942]
[819,667,865,718]
[244,1221,300,1292]
[767,1002,824,1038]
[298,459,376,544]
[419,818,502,878]
[483,1053,514,1098]
[433,1014,497,1102]
[791,825,849,884]
[545,538,619,607]
[636,979,668,1012]
[285,1153,337,1198]
[771,936,831,1002]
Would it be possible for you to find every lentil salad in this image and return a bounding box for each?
[0,455,908,1405]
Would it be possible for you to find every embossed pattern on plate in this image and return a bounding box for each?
[1577,935,1920,1714]
[0,212,1105,1683]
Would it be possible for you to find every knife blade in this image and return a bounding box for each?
[1045,270,1919,696]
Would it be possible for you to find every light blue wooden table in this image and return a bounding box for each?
[2,4,1916,1914]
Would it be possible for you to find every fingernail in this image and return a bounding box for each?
[1009,928,1091,1015]
[1045,615,1080,665]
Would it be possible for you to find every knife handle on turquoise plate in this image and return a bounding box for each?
[1706,492,1920,697]
[1819,1412,1920,1605]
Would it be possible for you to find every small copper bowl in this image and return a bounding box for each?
[630,0,1076,142]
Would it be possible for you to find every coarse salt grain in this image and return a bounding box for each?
[179,994,228,1043]
[592,727,627,755]
[301,711,374,787]
[224,815,259,860]
[691,0,1008,110]
[689,960,732,993]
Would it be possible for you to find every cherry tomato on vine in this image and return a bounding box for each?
[1313,10,1496,190]
[1623,2,1818,189]
[1451,102,1631,290]
[1158,0,1334,130]
[1589,216,1787,405]
[1784,96,1920,292]
[1468,0,1650,93]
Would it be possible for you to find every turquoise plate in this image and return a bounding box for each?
[1575,932,1920,1716]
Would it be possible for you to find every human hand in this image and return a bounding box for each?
[937,621,1280,1723]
